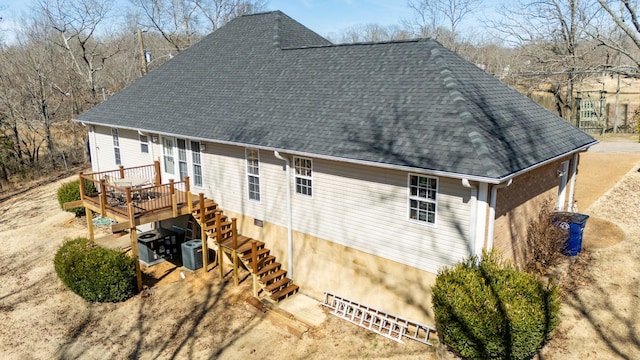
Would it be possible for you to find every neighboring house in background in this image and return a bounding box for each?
[75,11,597,322]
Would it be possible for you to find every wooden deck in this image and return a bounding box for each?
[74,163,299,302]
[78,162,195,229]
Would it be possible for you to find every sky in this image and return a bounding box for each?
[0,0,505,41]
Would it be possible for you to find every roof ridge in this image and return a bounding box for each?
[430,45,503,178]
[281,37,427,51]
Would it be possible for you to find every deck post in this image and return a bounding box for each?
[185,176,192,213]
[119,165,125,179]
[233,249,239,286]
[216,211,224,278]
[78,172,85,200]
[153,161,161,185]
[199,193,209,271]
[252,241,258,297]
[169,179,178,217]
[128,203,143,292]
[231,218,239,285]
[86,207,94,241]
[99,179,107,217]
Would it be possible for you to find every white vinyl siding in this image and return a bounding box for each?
[87,132,472,274]
[90,126,157,172]
[289,159,471,274]
[246,148,260,202]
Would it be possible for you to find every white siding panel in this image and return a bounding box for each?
[199,143,287,226]
[290,159,472,273]
[90,126,154,171]
[89,130,472,274]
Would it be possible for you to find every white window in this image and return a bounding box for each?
[139,134,149,153]
[177,138,188,181]
[408,174,437,224]
[191,141,202,187]
[162,137,174,175]
[246,148,260,201]
[111,128,121,165]
[294,157,312,197]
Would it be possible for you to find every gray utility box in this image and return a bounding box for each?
[181,239,203,271]
[138,228,179,266]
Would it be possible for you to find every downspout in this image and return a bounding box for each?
[462,179,489,258]
[487,179,513,251]
[567,153,579,212]
[462,179,478,257]
[274,151,293,281]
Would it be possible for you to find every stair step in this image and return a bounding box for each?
[270,284,299,302]
[257,262,281,277]
[203,218,230,232]
[194,199,217,208]
[242,248,270,263]
[236,238,264,254]
[265,276,290,293]
[245,255,275,270]
[259,269,287,285]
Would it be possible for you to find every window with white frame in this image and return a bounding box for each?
[191,141,202,187]
[177,138,188,181]
[139,134,149,153]
[162,137,175,175]
[408,174,437,224]
[246,148,260,201]
[294,157,312,197]
[111,128,121,165]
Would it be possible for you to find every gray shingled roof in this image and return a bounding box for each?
[76,11,596,180]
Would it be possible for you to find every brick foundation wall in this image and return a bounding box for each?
[492,155,577,267]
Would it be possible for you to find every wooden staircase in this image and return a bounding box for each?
[191,194,299,302]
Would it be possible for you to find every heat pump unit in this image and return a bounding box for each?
[181,239,203,271]
[138,228,179,266]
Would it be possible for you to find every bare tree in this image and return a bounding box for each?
[36,0,120,102]
[131,0,200,52]
[591,0,640,72]
[405,0,481,48]
[195,0,266,32]
[490,0,602,122]
[337,23,412,43]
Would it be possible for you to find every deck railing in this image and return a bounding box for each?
[78,162,192,219]
[81,162,161,186]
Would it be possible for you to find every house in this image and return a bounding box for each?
[75,11,597,322]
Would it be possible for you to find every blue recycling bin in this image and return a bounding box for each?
[555,212,589,256]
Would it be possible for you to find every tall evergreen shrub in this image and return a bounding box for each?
[432,251,560,360]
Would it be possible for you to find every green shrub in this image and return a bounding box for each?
[432,251,560,360]
[57,180,95,216]
[54,237,137,302]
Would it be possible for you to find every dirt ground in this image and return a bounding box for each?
[1,136,639,359]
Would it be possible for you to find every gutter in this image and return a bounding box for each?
[274,151,293,282]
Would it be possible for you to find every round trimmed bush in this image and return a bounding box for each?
[57,180,94,216]
[432,251,560,360]
[54,238,137,302]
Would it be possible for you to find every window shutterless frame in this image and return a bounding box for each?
[294,156,313,197]
[407,173,438,225]
[246,148,260,202]
[111,128,121,165]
